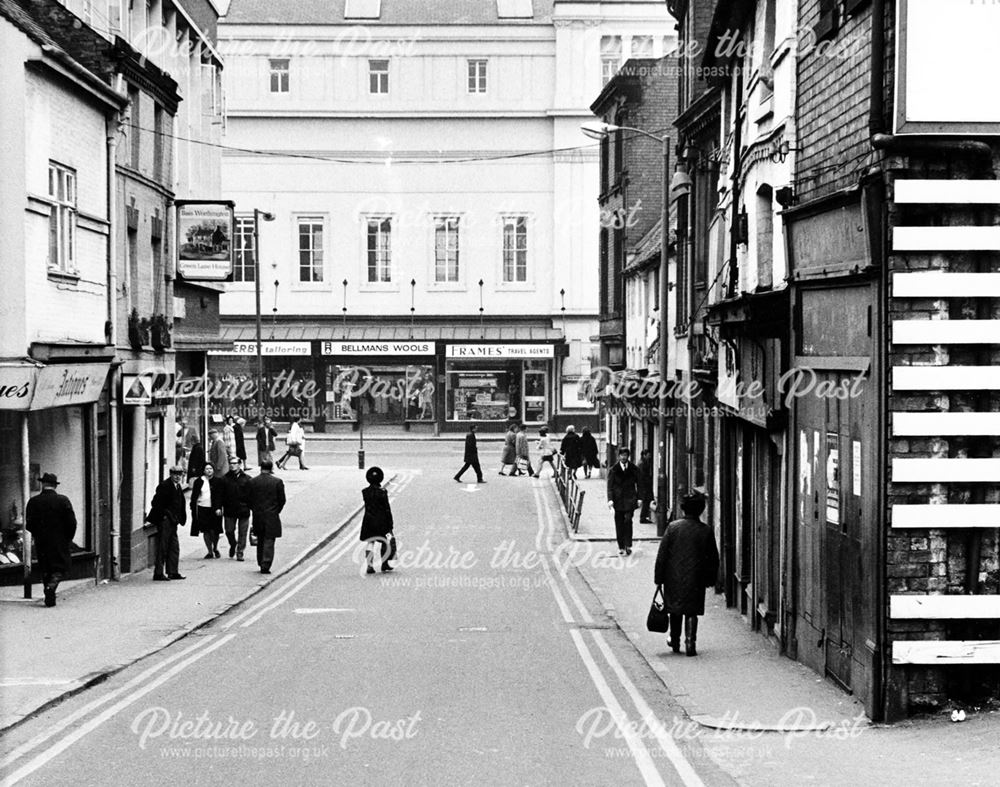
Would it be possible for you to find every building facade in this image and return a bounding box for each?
[215,0,675,433]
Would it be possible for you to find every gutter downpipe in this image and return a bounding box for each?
[108,76,123,581]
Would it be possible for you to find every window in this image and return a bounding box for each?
[369,59,389,94]
[48,163,77,274]
[468,59,488,94]
[233,216,256,283]
[600,36,622,85]
[297,218,324,283]
[631,36,654,57]
[269,59,289,93]
[501,216,528,283]
[108,0,125,35]
[153,104,164,180]
[366,217,392,283]
[434,217,460,283]
[496,0,532,18]
[814,0,838,41]
[128,86,140,168]
[344,0,381,18]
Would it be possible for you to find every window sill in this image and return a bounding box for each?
[359,283,401,293]
[47,269,80,283]
[290,282,332,292]
[428,283,467,292]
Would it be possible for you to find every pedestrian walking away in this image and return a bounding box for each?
[222,457,252,560]
[207,428,229,478]
[606,447,639,556]
[25,473,77,607]
[498,423,517,476]
[536,428,556,477]
[360,466,395,574]
[190,463,224,559]
[276,416,309,470]
[654,492,720,656]
[580,427,600,479]
[560,425,582,479]
[515,424,535,477]
[256,416,277,466]
[247,459,286,574]
[234,416,248,468]
[454,424,485,483]
[638,448,655,523]
[147,466,187,580]
[185,436,205,488]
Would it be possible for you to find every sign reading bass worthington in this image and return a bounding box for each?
[176,201,235,281]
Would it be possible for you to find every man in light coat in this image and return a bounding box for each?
[207,428,229,478]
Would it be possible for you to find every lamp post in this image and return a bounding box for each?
[253,210,275,419]
[478,279,485,339]
[581,121,684,536]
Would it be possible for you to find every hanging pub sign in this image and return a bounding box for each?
[176,200,235,281]
[895,0,1000,134]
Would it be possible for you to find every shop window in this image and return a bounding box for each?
[327,365,435,423]
[28,406,91,552]
[501,216,528,283]
[366,217,392,283]
[233,215,256,282]
[447,366,516,422]
[48,162,77,275]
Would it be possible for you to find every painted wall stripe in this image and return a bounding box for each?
[892,458,1000,483]
[892,320,1000,345]
[894,180,1000,204]
[892,272,1000,297]
[892,504,1000,528]
[893,227,1000,251]
[893,640,1000,665]
[892,365,1000,390]
[892,412,1000,436]
[891,595,1000,619]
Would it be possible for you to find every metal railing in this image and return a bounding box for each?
[552,454,586,533]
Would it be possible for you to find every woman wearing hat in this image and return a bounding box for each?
[359,466,394,574]
[190,463,224,558]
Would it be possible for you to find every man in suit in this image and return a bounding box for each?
[606,447,639,556]
[207,428,229,478]
[454,425,485,483]
[25,473,77,607]
[147,465,187,581]
[222,456,252,560]
[247,460,286,574]
[638,449,655,524]
[256,416,277,466]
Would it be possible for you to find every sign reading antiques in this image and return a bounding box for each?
[446,344,554,359]
[176,200,235,281]
[0,363,109,411]
[322,341,435,356]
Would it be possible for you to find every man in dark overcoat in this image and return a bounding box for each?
[147,465,187,581]
[606,447,639,556]
[222,456,252,560]
[25,473,77,607]
[637,449,655,524]
[654,493,720,656]
[560,425,582,478]
[247,460,285,574]
[454,424,485,483]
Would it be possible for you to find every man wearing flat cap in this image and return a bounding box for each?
[25,473,77,607]
[654,492,719,656]
[147,466,187,580]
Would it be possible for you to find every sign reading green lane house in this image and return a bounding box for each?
[176,200,235,281]
[446,344,553,358]
[322,342,435,355]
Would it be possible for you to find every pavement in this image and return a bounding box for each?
[0,465,394,733]
[567,473,660,542]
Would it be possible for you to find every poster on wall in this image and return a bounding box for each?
[176,201,235,281]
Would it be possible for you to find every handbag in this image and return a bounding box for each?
[249,528,258,546]
[387,532,397,561]
[646,586,671,633]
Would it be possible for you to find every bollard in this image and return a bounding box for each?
[358,449,365,469]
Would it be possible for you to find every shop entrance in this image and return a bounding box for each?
[522,365,548,424]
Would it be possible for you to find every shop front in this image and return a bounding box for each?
[0,361,111,586]
[444,344,554,431]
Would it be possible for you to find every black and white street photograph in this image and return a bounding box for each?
[2,0,1000,784]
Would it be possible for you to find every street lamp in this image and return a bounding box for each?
[581,120,676,537]
[253,210,275,419]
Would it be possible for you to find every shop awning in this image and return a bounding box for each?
[0,360,110,411]
[219,322,564,343]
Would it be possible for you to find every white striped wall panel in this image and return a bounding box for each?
[892,458,1000,483]
[892,272,1000,298]
[892,366,1000,390]
[892,504,1000,528]
[891,595,1000,619]
[892,320,1000,345]
[892,412,1000,436]
[893,227,1000,252]
[893,640,1000,665]
[895,180,1000,204]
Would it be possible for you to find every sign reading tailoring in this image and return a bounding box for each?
[322,341,435,356]
[209,342,312,356]
[446,344,554,359]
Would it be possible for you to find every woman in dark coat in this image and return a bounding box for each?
[560,425,582,478]
[190,463,224,558]
[498,425,517,476]
[359,466,394,574]
[186,438,205,486]
[579,427,600,478]
[653,493,720,656]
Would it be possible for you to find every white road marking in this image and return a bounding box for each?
[568,629,667,787]
[0,679,75,687]
[590,630,706,787]
[3,634,236,786]
[239,565,330,628]
[541,486,594,624]
[293,608,355,614]
[0,637,217,771]
[533,488,574,624]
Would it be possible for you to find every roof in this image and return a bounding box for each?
[0,0,113,81]
[223,0,556,26]
[220,320,564,342]
[627,217,663,268]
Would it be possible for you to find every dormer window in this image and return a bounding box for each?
[344,0,381,19]
[497,0,533,19]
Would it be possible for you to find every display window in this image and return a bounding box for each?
[446,362,520,421]
[326,364,435,424]
[206,355,318,423]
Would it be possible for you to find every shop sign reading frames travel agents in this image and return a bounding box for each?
[175,200,235,281]
[446,344,554,359]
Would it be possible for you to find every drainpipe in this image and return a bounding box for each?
[107,79,123,581]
